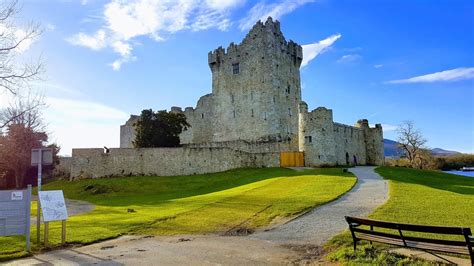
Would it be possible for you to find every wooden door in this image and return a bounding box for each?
[280,152,304,167]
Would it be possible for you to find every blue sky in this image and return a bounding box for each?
[3,0,473,155]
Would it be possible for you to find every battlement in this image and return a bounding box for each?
[208,17,303,70]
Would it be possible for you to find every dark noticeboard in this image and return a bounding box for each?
[0,186,32,251]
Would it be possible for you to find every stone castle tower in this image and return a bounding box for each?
[208,18,302,146]
[120,17,385,167]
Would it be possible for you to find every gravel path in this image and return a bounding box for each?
[9,166,388,265]
[250,166,388,245]
[31,197,95,225]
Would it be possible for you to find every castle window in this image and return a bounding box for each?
[264,112,267,120]
[232,63,240,74]
[231,94,234,103]
[273,96,276,103]
[305,136,312,143]
[251,109,254,117]
[201,113,204,119]
[233,110,236,118]
[251,92,254,100]
[288,108,292,116]
[286,85,291,94]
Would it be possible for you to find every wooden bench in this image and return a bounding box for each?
[345,216,474,265]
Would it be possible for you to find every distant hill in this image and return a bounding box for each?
[383,139,460,158]
[430,148,460,157]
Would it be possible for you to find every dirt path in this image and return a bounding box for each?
[9,167,388,265]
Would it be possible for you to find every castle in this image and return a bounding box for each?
[120,17,384,167]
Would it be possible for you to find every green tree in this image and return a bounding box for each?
[133,109,190,148]
[0,124,47,188]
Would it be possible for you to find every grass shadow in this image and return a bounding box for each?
[376,167,474,195]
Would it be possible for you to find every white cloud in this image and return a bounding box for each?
[69,0,246,70]
[387,67,474,84]
[239,0,314,30]
[301,34,341,67]
[205,0,244,10]
[337,53,361,64]
[44,97,128,156]
[67,29,107,50]
[374,64,383,68]
[0,24,38,53]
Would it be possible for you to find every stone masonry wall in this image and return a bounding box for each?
[333,123,367,166]
[70,147,279,180]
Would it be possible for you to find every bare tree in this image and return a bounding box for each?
[397,121,428,168]
[0,89,45,129]
[0,0,43,130]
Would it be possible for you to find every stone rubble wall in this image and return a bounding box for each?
[70,147,279,180]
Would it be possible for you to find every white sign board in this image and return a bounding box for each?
[31,148,54,166]
[11,191,23,201]
[38,190,68,222]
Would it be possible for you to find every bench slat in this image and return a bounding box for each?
[353,228,468,247]
[358,234,470,255]
[346,216,471,235]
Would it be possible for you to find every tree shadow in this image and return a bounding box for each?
[376,167,474,195]
[54,168,353,207]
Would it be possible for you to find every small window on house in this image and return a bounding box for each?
[232,63,240,74]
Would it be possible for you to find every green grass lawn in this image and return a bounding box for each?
[327,166,474,264]
[0,167,356,261]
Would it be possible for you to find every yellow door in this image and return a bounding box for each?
[280,152,304,167]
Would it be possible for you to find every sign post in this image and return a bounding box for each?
[31,148,53,243]
[38,190,68,246]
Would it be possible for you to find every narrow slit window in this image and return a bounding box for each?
[288,108,292,116]
[264,112,267,120]
[251,109,254,117]
[232,63,240,74]
[201,113,204,119]
[231,94,234,103]
[233,110,236,118]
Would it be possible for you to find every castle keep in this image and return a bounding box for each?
[120,18,384,167]
[70,18,383,180]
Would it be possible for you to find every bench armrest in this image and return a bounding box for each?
[349,222,361,228]
[469,236,474,242]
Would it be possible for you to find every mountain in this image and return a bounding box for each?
[384,139,402,157]
[383,139,460,158]
[430,148,460,156]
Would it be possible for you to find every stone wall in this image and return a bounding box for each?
[120,115,139,148]
[70,147,279,180]
[183,139,294,153]
[299,106,383,167]
[333,123,367,166]
[53,156,72,178]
